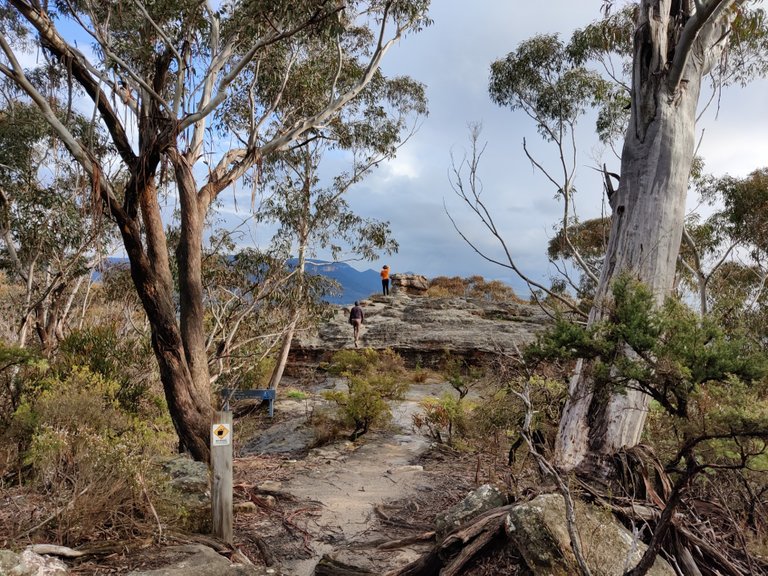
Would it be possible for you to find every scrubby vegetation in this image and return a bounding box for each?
[0,325,183,547]
[321,348,412,440]
[427,275,522,302]
[412,275,768,571]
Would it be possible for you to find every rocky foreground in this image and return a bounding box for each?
[0,283,683,576]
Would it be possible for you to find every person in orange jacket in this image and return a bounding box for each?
[380,265,390,295]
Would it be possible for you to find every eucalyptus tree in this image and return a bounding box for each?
[556,0,768,472]
[0,96,112,351]
[0,0,431,461]
[260,72,425,391]
[687,167,768,328]
[485,1,768,472]
[489,33,612,294]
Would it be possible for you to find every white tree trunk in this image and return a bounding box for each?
[555,0,736,472]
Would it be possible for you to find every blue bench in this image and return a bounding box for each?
[219,388,276,417]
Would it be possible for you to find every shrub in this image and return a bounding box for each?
[325,348,379,376]
[7,367,177,545]
[427,276,467,297]
[321,348,408,439]
[427,275,519,302]
[56,326,159,415]
[412,393,474,446]
[324,377,391,440]
[411,367,429,383]
[0,343,47,428]
[440,354,484,399]
[239,356,277,389]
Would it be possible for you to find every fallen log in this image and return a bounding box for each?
[315,555,374,575]
[385,505,515,576]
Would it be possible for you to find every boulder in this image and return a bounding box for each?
[391,274,429,295]
[506,494,675,576]
[0,549,68,575]
[158,456,211,532]
[125,544,276,576]
[434,484,507,537]
[160,456,209,496]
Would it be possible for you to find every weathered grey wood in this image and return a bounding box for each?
[211,410,233,544]
[555,0,739,472]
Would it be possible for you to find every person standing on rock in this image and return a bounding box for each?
[380,265,390,296]
[349,301,364,347]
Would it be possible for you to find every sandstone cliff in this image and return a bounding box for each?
[291,291,552,366]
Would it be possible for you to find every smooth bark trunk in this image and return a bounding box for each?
[268,221,309,392]
[555,0,735,472]
[120,145,213,462]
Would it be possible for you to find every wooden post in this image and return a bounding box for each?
[211,410,233,543]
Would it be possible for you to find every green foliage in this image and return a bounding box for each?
[412,393,474,446]
[7,366,177,544]
[323,377,391,440]
[528,275,767,419]
[326,347,407,384]
[240,356,278,390]
[489,34,612,143]
[56,326,159,415]
[326,348,379,376]
[440,354,484,399]
[472,374,566,459]
[0,342,47,426]
[322,348,409,439]
[285,388,308,400]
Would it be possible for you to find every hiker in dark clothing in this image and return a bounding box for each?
[349,301,364,347]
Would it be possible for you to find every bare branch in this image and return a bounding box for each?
[511,384,593,576]
[667,0,738,93]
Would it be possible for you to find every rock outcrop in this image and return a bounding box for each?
[391,273,429,295]
[126,545,273,576]
[435,484,508,537]
[291,292,551,366]
[0,549,68,575]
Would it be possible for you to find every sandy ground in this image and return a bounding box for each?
[232,379,479,575]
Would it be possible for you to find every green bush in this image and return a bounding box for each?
[321,348,408,440]
[57,326,159,415]
[412,393,474,446]
[324,377,391,440]
[8,366,178,545]
[326,348,379,376]
[0,343,47,428]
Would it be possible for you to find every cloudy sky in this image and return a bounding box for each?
[12,1,764,297]
[272,0,768,295]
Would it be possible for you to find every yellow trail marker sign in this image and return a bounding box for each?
[211,423,231,446]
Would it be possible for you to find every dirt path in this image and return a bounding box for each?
[242,381,458,575]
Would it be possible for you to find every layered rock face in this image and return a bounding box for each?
[291,291,551,366]
[391,273,429,295]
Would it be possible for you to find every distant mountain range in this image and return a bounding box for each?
[95,257,380,306]
[299,260,380,305]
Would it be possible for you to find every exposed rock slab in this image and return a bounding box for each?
[125,544,274,576]
[0,549,68,575]
[292,293,550,365]
[391,274,429,295]
[506,494,675,576]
